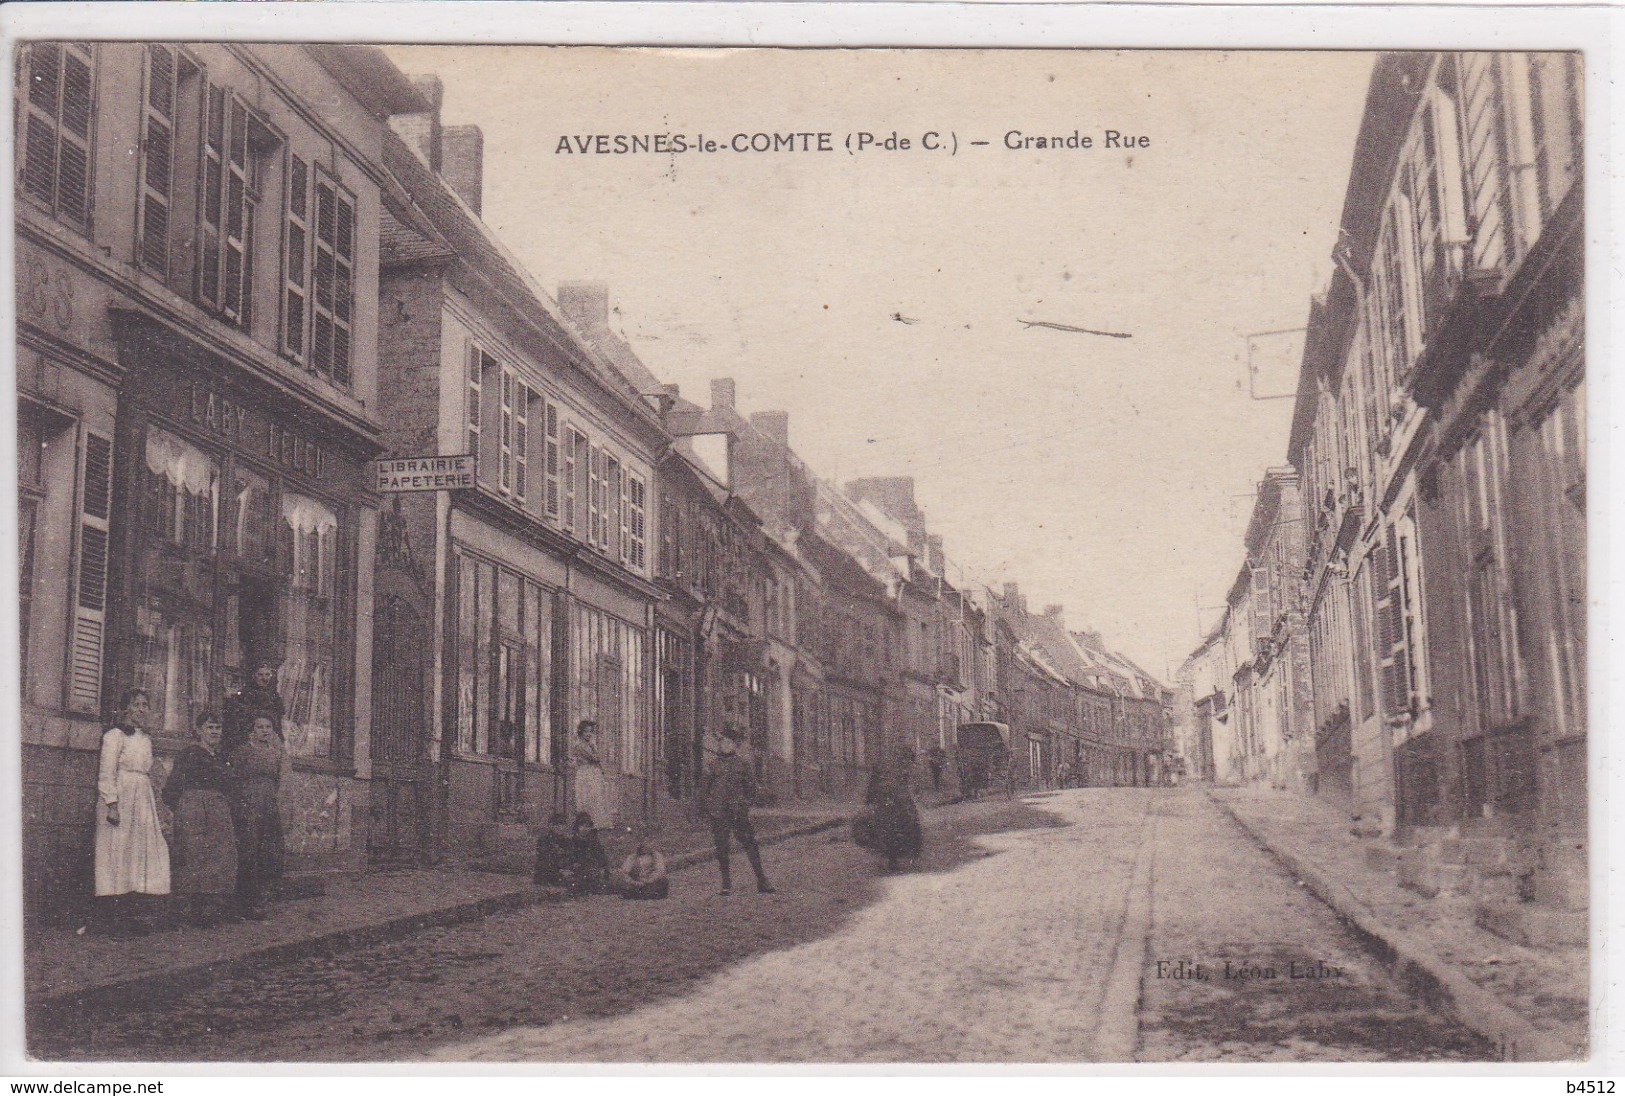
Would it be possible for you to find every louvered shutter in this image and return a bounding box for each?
[199,83,225,308]
[137,45,176,276]
[68,431,113,714]
[57,47,93,226]
[283,155,310,360]
[514,381,529,503]
[21,44,62,206]
[544,402,560,519]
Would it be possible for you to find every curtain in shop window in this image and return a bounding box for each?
[145,427,218,549]
[281,492,337,757]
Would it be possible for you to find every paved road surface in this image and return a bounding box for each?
[32,788,1489,1063]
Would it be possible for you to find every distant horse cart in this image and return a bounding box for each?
[955,722,1011,801]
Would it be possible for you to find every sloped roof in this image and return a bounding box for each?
[381,131,661,432]
[380,206,454,266]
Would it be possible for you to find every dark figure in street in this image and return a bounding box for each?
[928,745,947,792]
[225,662,285,755]
[162,710,240,926]
[699,729,775,896]
[614,840,670,900]
[227,714,285,920]
[533,811,574,887]
[568,811,611,897]
[864,749,924,871]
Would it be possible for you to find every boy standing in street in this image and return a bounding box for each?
[699,729,776,896]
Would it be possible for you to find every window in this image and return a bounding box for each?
[145,427,219,554]
[200,86,269,329]
[494,368,530,502]
[564,427,584,533]
[454,551,554,763]
[1527,53,1583,221]
[604,453,622,557]
[1457,416,1521,731]
[588,446,605,550]
[18,43,94,231]
[281,492,338,757]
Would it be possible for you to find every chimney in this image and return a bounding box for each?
[1044,604,1065,629]
[390,75,444,172]
[750,410,789,447]
[928,534,945,574]
[558,282,610,333]
[441,125,484,215]
[1003,582,1024,614]
[711,378,736,411]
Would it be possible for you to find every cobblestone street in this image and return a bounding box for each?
[33,789,1491,1063]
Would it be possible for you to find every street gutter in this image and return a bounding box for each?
[1207,790,1577,1062]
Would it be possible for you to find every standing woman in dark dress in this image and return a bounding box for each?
[864,747,924,872]
[227,713,285,920]
[162,710,240,926]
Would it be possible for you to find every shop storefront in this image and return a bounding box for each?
[110,314,377,877]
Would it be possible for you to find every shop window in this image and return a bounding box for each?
[17,42,95,232]
[453,551,554,763]
[1458,417,1522,732]
[145,426,218,554]
[280,492,338,757]
[230,464,274,564]
[132,596,215,738]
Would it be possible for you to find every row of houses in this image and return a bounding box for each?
[1177,52,1584,941]
[18,42,1173,920]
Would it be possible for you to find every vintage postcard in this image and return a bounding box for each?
[4,4,1603,1071]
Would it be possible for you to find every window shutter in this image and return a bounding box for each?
[498,370,513,494]
[57,46,93,226]
[618,463,631,563]
[137,45,176,276]
[544,402,560,519]
[514,381,529,503]
[332,187,355,386]
[68,431,114,714]
[465,344,483,461]
[199,83,225,309]
[311,177,336,377]
[21,44,62,206]
[283,155,310,360]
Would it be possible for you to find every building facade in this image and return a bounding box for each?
[19,42,421,916]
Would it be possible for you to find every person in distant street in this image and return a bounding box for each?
[864,747,924,872]
[565,810,610,897]
[1056,758,1073,790]
[614,839,670,900]
[928,746,947,793]
[225,662,285,755]
[699,729,775,896]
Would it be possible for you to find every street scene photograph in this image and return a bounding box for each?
[9,38,1588,1066]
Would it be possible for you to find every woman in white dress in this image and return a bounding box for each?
[95,689,171,933]
[571,720,614,830]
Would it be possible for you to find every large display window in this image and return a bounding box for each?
[126,415,354,760]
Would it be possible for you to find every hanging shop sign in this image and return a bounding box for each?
[372,455,477,493]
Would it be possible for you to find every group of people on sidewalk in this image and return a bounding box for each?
[92,664,290,935]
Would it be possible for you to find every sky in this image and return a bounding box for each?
[384,46,1376,678]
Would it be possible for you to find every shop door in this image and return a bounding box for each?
[370,593,427,864]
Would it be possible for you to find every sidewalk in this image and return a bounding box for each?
[25,804,852,1021]
[1210,785,1587,1062]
